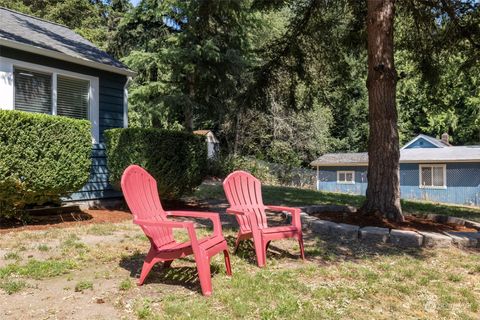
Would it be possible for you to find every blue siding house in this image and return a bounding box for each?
[311,134,480,206]
[0,7,135,203]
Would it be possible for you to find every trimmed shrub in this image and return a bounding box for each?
[105,128,207,199]
[0,110,92,216]
[207,154,278,185]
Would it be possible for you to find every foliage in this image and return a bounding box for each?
[104,128,208,199]
[0,111,91,216]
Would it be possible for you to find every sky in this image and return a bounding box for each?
[130,0,141,6]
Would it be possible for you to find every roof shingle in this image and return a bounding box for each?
[0,7,131,74]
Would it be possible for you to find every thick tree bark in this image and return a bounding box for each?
[361,0,404,222]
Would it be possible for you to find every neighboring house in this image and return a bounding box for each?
[0,7,135,202]
[193,130,220,159]
[311,134,480,206]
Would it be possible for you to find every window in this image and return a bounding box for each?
[14,68,52,114]
[419,164,446,188]
[337,171,355,184]
[14,67,89,120]
[57,75,89,119]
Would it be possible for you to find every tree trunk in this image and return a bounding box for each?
[184,74,195,132]
[361,0,404,222]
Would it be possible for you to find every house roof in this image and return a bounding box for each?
[0,7,134,77]
[401,134,450,149]
[311,135,480,166]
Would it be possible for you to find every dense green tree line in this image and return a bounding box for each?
[3,0,479,165]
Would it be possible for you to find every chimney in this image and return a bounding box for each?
[441,133,449,145]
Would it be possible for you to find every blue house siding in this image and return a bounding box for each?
[317,166,368,195]
[317,163,480,206]
[0,46,126,201]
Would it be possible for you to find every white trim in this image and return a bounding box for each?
[1,57,100,143]
[0,58,14,109]
[337,170,355,184]
[311,162,368,167]
[0,38,136,77]
[52,73,57,115]
[401,134,446,150]
[419,164,447,189]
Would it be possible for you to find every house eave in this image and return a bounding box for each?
[0,38,136,77]
[311,159,480,167]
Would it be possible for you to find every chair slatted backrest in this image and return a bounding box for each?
[223,170,268,231]
[121,165,175,248]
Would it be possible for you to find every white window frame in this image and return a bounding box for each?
[337,170,355,184]
[419,164,447,189]
[0,57,100,143]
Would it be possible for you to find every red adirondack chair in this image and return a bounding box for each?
[223,170,305,267]
[121,165,232,296]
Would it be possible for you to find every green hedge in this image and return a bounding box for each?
[0,110,92,216]
[105,128,208,199]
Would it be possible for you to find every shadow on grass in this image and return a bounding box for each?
[302,231,428,265]
[119,252,221,293]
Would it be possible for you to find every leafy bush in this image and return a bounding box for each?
[207,154,278,185]
[0,110,92,217]
[105,128,207,199]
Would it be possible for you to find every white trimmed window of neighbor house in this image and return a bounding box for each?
[0,57,100,143]
[419,164,446,189]
[337,170,355,184]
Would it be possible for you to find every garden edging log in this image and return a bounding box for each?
[284,206,480,249]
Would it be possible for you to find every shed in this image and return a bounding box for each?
[193,130,220,159]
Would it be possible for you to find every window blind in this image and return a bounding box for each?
[14,68,52,114]
[57,75,89,119]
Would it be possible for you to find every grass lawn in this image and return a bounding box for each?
[0,184,479,319]
[195,183,480,222]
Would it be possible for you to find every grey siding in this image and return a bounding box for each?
[1,46,126,200]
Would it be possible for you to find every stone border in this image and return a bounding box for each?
[287,205,480,249]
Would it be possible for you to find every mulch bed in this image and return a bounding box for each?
[0,198,212,234]
[310,211,477,233]
[0,210,132,234]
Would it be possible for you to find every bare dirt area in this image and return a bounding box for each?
[310,211,477,232]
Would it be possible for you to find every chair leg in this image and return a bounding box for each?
[196,255,213,296]
[253,236,266,267]
[223,250,232,276]
[298,234,305,260]
[138,247,158,286]
[233,232,243,254]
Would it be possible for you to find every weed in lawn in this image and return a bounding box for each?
[74,280,93,292]
[0,259,77,279]
[87,224,116,236]
[119,278,133,291]
[447,273,463,282]
[3,252,20,261]
[0,279,27,295]
[136,299,156,320]
[37,244,50,252]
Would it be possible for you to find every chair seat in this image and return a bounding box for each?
[159,234,226,252]
[260,225,298,234]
